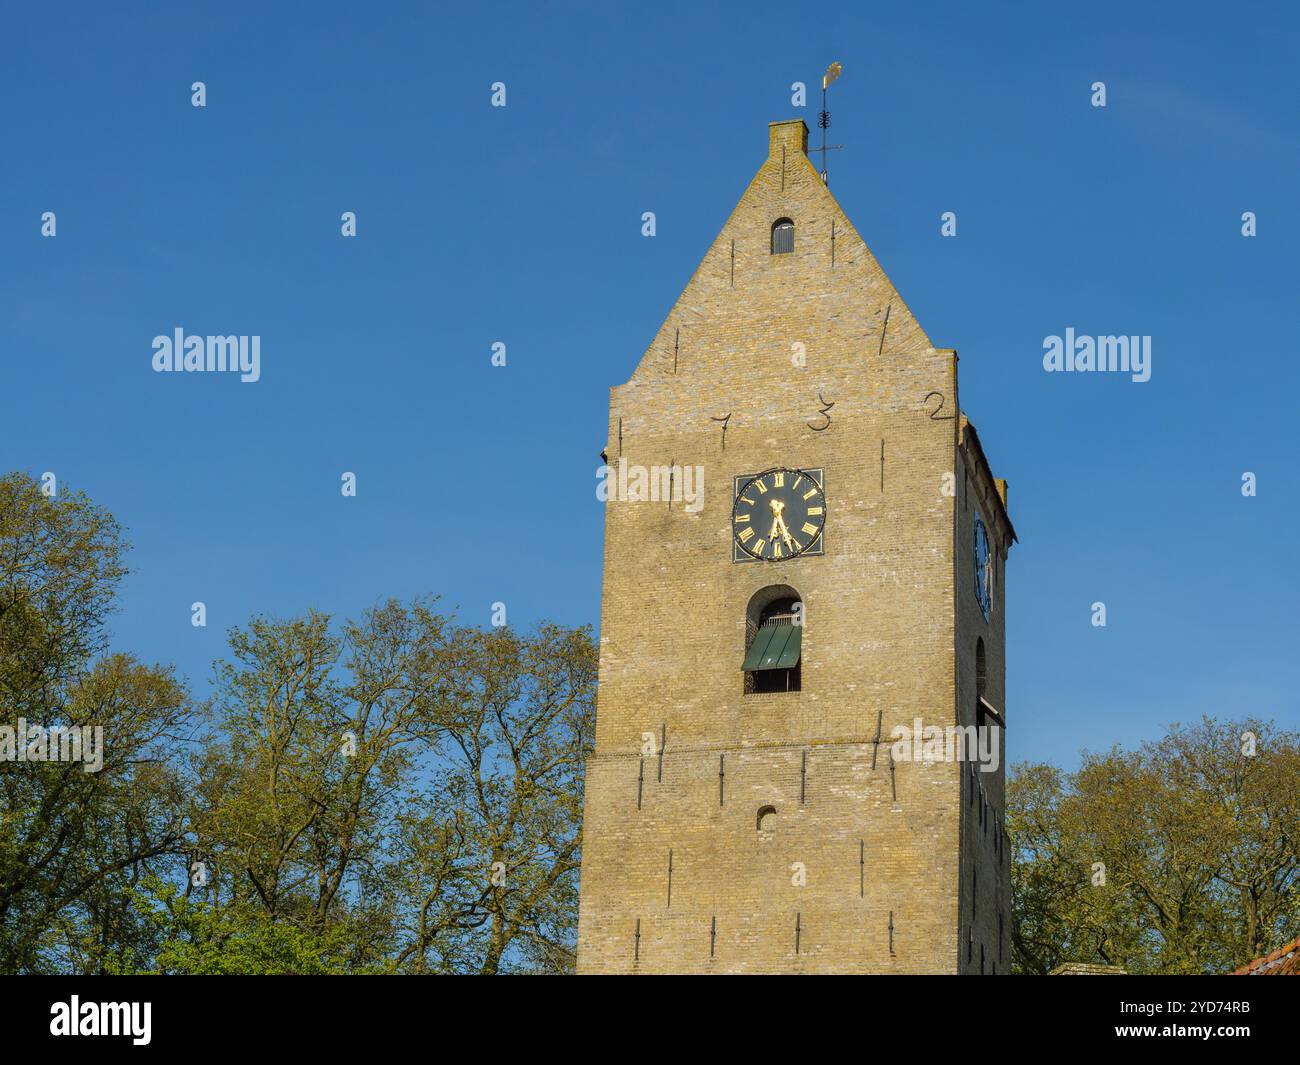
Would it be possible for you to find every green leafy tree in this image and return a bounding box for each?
[1009,717,1300,974]
[388,622,595,973]
[0,473,195,973]
[2,471,596,975]
[129,878,362,975]
[173,603,595,974]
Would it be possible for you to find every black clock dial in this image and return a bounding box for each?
[732,468,826,562]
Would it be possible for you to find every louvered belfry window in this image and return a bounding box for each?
[743,596,802,693]
[771,218,794,254]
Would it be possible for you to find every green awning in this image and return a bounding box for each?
[742,622,802,671]
[774,624,802,669]
[742,624,779,670]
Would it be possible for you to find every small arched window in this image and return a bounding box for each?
[757,805,777,831]
[771,218,794,254]
[743,585,802,694]
[743,587,800,696]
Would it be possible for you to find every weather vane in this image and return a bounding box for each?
[819,61,843,185]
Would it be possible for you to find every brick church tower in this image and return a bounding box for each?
[576,119,1016,974]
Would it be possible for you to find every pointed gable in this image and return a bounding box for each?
[617,119,937,411]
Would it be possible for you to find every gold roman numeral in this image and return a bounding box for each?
[802,522,819,536]
[806,506,823,516]
[773,472,784,488]
[738,527,755,543]
[734,513,751,523]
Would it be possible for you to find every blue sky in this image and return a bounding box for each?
[2,1,1296,770]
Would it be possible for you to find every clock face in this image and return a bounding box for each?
[732,468,826,563]
[974,514,992,619]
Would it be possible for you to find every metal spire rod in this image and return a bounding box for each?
[820,61,842,184]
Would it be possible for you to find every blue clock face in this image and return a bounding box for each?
[974,515,992,619]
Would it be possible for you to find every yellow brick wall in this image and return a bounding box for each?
[576,120,1012,974]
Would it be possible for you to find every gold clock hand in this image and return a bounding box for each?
[766,497,785,541]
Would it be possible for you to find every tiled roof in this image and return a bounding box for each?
[1231,933,1300,975]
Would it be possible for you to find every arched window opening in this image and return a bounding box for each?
[756,805,777,831]
[743,585,802,694]
[771,218,794,254]
[974,637,1003,729]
